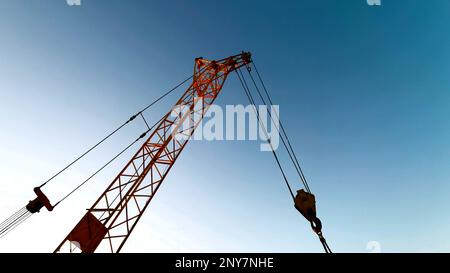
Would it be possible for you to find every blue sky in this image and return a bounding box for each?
[1,0,450,252]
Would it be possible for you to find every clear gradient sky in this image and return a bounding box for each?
[1,0,450,253]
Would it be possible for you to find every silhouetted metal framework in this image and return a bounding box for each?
[55,52,252,253]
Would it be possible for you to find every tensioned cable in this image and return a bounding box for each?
[244,63,311,193]
[235,69,295,200]
[0,213,32,239]
[0,207,32,238]
[318,232,332,253]
[0,207,27,231]
[238,67,332,253]
[53,116,165,207]
[38,73,196,189]
[251,61,311,193]
[0,77,186,239]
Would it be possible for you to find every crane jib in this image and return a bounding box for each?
[54,52,252,253]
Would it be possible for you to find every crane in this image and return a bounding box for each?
[0,52,331,253]
[55,52,252,253]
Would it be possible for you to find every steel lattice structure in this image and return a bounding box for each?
[55,52,252,253]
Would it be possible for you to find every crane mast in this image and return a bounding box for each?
[55,52,252,253]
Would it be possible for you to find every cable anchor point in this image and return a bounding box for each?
[26,187,55,213]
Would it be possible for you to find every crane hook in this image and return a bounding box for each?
[294,189,332,253]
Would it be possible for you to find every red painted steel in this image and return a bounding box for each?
[55,52,252,253]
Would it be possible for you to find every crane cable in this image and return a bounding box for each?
[38,73,196,189]
[247,63,333,253]
[0,207,32,238]
[245,63,312,193]
[53,116,165,207]
[235,66,332,253]
[0,118,164,237]
[235,69,295,199]
[0,74,196,239]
